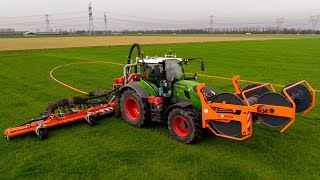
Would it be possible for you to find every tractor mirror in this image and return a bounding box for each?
[201,60,205,71]
[183,59,188,65]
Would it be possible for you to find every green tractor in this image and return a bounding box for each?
[115,43,315,143]
[116,43,210,143]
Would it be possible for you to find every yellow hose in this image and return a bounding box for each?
[50,61,320,94]
[50,61,124,95]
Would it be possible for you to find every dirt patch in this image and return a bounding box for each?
[0,36,286,51]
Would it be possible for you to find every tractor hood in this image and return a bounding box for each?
[173,80,202,111]
[174,80,199,91]
[173,80,218,111]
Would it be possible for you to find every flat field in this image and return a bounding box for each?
[0,35,285,51]
[0,37,319,179]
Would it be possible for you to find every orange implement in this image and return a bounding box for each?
[196,75,316,141]
[4,103,115,140]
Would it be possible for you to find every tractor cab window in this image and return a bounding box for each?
[165,59,184,82]
[141,63,161,87]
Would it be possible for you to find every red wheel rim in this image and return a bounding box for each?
[173,116,189,137]
[125,98,140,120]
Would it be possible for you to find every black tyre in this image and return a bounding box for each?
[120,89,150,127]
[37,127,48,140]
[168,108,203,144]
[86,116,96,126]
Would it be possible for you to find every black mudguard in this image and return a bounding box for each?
[120,82,149,99]
[164,101,193,118]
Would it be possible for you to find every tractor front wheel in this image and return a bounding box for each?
[120,89,150,127]
[168,108,202,144]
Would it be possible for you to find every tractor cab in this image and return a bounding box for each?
[122,43,205,103]
[139,56,185,94]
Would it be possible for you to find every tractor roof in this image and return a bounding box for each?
[139,56,183,64]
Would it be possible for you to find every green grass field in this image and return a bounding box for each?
[0,38,319,179]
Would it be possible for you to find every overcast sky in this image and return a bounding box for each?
[1,0,320,31]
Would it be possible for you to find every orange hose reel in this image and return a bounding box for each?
[196,75,315,141]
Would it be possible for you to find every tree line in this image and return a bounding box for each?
[83,27,319,35]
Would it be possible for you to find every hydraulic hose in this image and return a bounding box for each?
[86,86,121,100]
[127,43,141,64]
[125,43,141,82]
[15,87,121,128]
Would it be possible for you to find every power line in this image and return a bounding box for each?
[275,17,285,34]
[88,2,94,34]
[101,11,206,24]
[309,15,320,34]
[209,15,214,33]
[104,12,107,33]
[0,11,88,20]
[1,9,318,32]
[45,14,51,32]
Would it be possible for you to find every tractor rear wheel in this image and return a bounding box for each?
[168,108,202,144]
[120,89,150,127]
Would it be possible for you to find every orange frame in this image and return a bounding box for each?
[196,76,316,141]
[281,80,316,133]
[4,103,116,140]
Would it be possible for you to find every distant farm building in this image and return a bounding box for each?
[37,32,60,36]
[23,32,35,36]
[0,30,61,37]
[0,31,27,36]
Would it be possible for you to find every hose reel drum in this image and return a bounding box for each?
[210,82,313,137]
